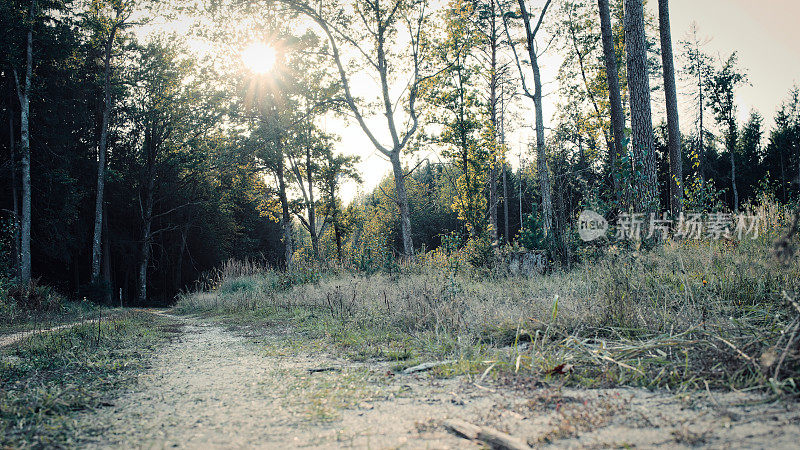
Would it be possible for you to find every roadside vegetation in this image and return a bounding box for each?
[0,278,113,336]
[177,200,800,396]
[0,311,174,448]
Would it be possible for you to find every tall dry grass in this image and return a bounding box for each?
[176,200,800,392]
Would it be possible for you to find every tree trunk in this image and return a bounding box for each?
[305,145,319,259]
[728,125,739,211]
[101,206,112,303]
[390,152,414,256]
[92,24,119,283]
[518,0,553,239]
[658,0,683,215]
[16,0,35,284]
[531,50,553,238]
[488,0,499,246]
[174,224,187,295]
[8,104,21,278]
[624,0,658,212]
[137,154,155,305]
[332,190,343,262]
[696,50,706,185]
[500,92,510,243]
[277,152,293,267]
[598,0,625,208]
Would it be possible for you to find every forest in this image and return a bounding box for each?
[2,0,800,447]
[1,0,798,305]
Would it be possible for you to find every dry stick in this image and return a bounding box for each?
[402,360,455,374]
[442,419,531,450]
[774,316,799,382]
[713,335,760,370]
[774,291,800,382]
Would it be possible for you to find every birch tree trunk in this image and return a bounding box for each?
[624,0,658,212]
[92,23,119,283]
[390,152,414,257]
[15,0,35,284]
[658,0,683,215]
[515,0,554,239]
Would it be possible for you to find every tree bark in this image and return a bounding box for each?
[305,144,319,259]
[102,206,112,303]
[137,150,155,305]
[728,124,739,211]
[8,103,21,278]
[624,0,658,212]
[390,152,414,257]
[174,224,187,295]
[15,0,35,284]
[277,151,293,267]
[658,0,683,215]
[488,0,499,246]
[92,21,120,283]
[517,0,554,239]
[598,0,625,208]
[500,93,509,243]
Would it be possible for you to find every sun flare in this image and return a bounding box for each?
[242,42,276,74]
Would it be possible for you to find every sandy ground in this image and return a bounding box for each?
[75,315,800,449]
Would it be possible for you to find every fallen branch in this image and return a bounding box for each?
[402,360,454,374]
[442,419,531,450]
[308,367,340,373]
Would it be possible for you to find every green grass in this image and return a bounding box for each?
[0,310,173,448]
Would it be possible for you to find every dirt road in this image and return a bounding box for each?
[76,315,800,448]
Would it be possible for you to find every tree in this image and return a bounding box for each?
[657,0,682,214]
[597,0,625,207]
[680,23,713,186]
[764,87,800,203]
[128,39,216,303]
[282,0,436,257]
[502,0,555,241]
[473,0,511,245]
[87,0,134,286]
[624,0,657,211]
[707,52,747,211]
[421,0,488,238]
[319,152,361,262]
[12,0,36,285]
[287,126,335,259]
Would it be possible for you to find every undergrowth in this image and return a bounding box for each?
[176,203,800,395]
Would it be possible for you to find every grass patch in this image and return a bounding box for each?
[0,310,172,448]
[175,203,800,394]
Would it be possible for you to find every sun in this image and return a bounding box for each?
[242,42,276,74]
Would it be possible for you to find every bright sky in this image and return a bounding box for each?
[334,0,800,202]
[140,1,800,204]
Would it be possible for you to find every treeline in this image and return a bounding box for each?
[1,0,799,304]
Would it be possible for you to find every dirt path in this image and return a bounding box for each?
[76,315,800,448]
